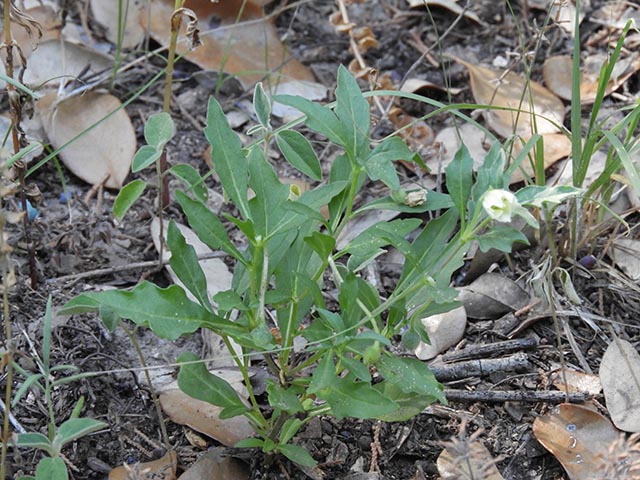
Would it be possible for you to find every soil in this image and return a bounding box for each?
[3,1,640,479]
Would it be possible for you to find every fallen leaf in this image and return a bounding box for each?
[414,306,467,360]
[543,54,640,104]
[143,0,314,87]
[550,368,603,396]
[22,40,113,88]
[37,91,135,189]
[406,0,485,25]
[533,403,620,480]
[509,133,572,184]
[610,238,640,281]
[109,450,178,480]
[178,448,249,480]
[90,0,145,48]
[437,442,504,479]
[434,124,490,172]
[456,59,565,138]
[457,272,530,320]
[599,338,640,432]
[159,389,254,447]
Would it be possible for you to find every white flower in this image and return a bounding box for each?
[482,189,519,223]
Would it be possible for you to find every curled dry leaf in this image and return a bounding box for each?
[0,4,59,67]
[543,54,640,104]
[143,0,314,87]
[37,91,135,189]
[456,58,565,138]
[414,306,467,360]
[599,338,640,432]
[533,403,620,480]
[109,450,178,480]
[457,272,530,320]
[90,0,145,49]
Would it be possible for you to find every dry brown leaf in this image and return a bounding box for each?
[90,0,145,49]
[509,133,572,184]
[600,338,640,432]
[434,124,490,172]
[22,40,113,88]
[543,54,640,104]
[143,0,314,87]
[457,272,530,320]
[406,0,485,25]
[0,5,59,67]
[437,442,504,479]
[37,91,135,189]
[550,368,603,396]
[414,306,467,360]
[610,238,640,281]
[456,59,565,138]
[109,450,178,480]
[178,448,250,480]
[533,403,620,480]
[159,389,254,447]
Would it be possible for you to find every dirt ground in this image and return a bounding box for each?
[4,1,640,479]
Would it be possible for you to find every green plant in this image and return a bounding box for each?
[60,66,577,467]
[10,297,106,480]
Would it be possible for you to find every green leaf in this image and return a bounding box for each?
[113,180,146,221]
[132,145,160,173]
[366,136,414,190]
[472,141,507,204]
[515,185,581,208]
[267,381,304,414]
[15,432,53,454]
[253,82,271,128]
[212,290,248,312]
[279,418,305,445]
[304,231,335,261]
[55,418,106,450]
[297,181,349,210]
[176,190,245,263]
[35,457,68,480]
[335,65,370,161]
[247,148,289,237]
[321,379,398,420]
[273,94,345,146]
[374,382,440,422]
[308,354,336,394]
[279,443,317,467]
[167,221,212,311]
[339,355,371,382]
[276,130,322,181]
[169,164,207,203]
[445,143,474,217]
[377,356,444,400]
[476,225,529,253]
[204,96,250,219]
[235,438,264,448]
[60,282,242,340]
[178,352,248,412]
[144,112,175,148]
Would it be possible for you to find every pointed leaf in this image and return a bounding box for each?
[321,379,398,420]
[335,65,370,161]
[176,190,245,263]
[276,130,322,181]
[167,220,212,311]
[56,418,106,448]
[273,94,345,146]
[169,164,207,203]
[279,443,317,467]
[178,352,248,412]
[204,96,250,219]
[445,143,474,216]
[253,82,271,128]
